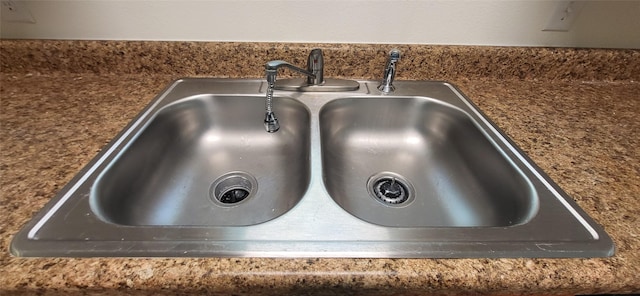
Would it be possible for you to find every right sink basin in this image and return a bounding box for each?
[320,97,537,227]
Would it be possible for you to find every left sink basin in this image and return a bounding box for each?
[92,94,311,226]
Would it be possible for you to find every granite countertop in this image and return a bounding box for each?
[0,41,639,295]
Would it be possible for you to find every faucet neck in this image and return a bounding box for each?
[378,49,401,93]
[265,60,316,83]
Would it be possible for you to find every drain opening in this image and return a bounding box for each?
[210,172,257,206]
[367,172,415,207]
[219,187,250,204]
[373,178,409,204]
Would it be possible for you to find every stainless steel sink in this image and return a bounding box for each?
[320,97,537,227]
[11,78,614,258]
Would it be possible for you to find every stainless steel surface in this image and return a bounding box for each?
[275,78,360,92]
[378,49,401,93]
[11,78,614,258]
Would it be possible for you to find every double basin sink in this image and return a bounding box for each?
[11,78,614,258]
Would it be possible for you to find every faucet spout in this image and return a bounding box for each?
[266,60,316,84]
[264,60,317,133]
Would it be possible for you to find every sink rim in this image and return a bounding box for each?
[10,78,615,258]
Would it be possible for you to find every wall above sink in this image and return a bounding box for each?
[1,1,639,49]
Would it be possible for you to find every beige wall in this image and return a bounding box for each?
[1,0,639,49]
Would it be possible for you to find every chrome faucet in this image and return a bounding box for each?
[378,49,401,93]
[273,48,359,92]
[264,60,316,133]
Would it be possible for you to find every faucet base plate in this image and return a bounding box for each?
[275,78,360,92]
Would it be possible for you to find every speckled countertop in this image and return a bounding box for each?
[1,41,639,295]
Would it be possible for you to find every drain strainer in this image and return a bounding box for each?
[210,172,257,206]
[367,172,415,207]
